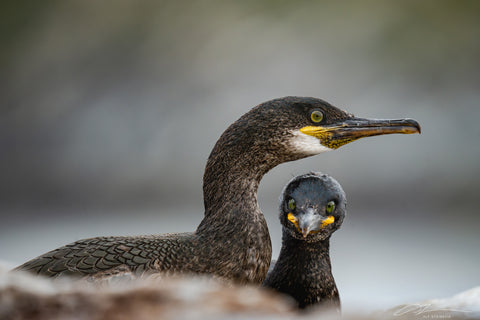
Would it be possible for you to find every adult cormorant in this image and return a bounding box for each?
[263,172,346,311]
[15,96,420,284]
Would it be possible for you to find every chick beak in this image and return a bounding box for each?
[298,208,334,238]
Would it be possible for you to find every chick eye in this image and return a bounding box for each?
[288,198,296,211]
[326,201,335,213]
[310,110,324,123]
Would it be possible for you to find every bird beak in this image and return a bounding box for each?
[289,209,335,238]
[300,117,421,149]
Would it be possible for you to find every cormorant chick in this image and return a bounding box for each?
[263,172,346,311]
[15,97,420,284]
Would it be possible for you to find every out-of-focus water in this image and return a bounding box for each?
[1,204,478,313]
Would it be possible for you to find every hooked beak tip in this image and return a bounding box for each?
[301,229,309,238]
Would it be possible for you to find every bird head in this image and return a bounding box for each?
[231,96,421,162]
[280,172,346,241]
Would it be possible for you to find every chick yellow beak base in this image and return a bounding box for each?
[321,216,335,228]
[287,213,335,236]
[287,212,299,230]
[300,118,421,149]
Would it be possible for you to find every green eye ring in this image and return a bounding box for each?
[288,198,296,211]
[310,110,324,123]
[326,201,335,213]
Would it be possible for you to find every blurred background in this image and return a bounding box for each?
[1,0,479,313]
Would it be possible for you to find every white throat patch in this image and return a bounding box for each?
[289,130,333,155]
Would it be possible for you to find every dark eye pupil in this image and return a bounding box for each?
[311,110,323,123]
[326,201,335,213]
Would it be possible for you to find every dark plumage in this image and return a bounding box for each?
[263,172,346,311]
[15,96,420,284]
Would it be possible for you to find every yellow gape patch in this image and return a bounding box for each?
[300,126,357,150]
[321,216,335,228]
[299,126,332,141]
[287,212,300,231]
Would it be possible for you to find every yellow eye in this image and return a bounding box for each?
[288,198,296,211]
[326,201,335,213]
[310,110,324,123]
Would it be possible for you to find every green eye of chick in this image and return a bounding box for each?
[288,198,296,211]
[326,201,335,213]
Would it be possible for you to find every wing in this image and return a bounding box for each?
[14,233,195,278]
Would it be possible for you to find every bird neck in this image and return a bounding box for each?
[202,159,265,218]
[198,148,272,236]
[270,230,339,310]
[201,124,284,220]
[193,118,283,283]
[279,230,333,276]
